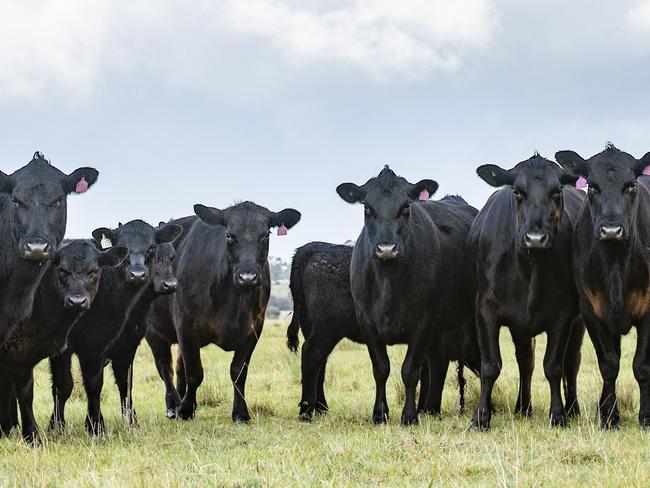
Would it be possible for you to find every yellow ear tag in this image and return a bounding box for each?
[101,234,112,249]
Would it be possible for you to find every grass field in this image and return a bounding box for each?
[1,321,649,487]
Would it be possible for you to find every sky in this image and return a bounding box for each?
[1,0,650,259]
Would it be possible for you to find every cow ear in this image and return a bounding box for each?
[92,227,116,247]
[476,164,516,187]
[156,224,183,244]
[64,167,99,195]
[0,171,12,194]
[270,209,301,230]
[634,151,650,178]
[194,204,225,226]
[336,183,366,204]
[555,151,589,178]
[99,246,129,267]
[408,179,438,200]
[558,172,579,186]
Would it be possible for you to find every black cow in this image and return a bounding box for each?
[0,241,127,442]
[104,238,179,425]
[152,202,301,422]
[0,152,98,346]
[48,220,182,434]
[556,144,650,429]
[287,241,475,421]
[0,152,98,434]
[336,166,478,425]
[468,153,586,431]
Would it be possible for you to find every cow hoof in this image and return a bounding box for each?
[470,416,490,432]
[372,412,388,425]
[550,413,567,428]
[23,430,41,446]
[315,403,329,415]
[600,416,620,430]
[232,413,251,424]
[85,415,105,436]
[48,417,66,432]
[299,411,313,422]
[400,413,419,426]
[640,414,650,430]
[175,405,195,421]
[166,408,177,420]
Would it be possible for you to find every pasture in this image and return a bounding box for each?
[0,321,649,486]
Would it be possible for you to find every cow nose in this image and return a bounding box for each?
[128,269,147,283]
[375,243,398,261]
[600,225,624,241]
[237,273,259,286]
[524,232,548,249]
[23,240,50,261]
[66,295,88,309]
[162,278,178,291]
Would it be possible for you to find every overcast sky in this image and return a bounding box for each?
[1,0,650,259]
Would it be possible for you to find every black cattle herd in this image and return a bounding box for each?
[0,145,649,444]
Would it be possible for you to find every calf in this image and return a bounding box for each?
[0,152,98,433]
[0,241,127,442]
[556,144,650,428]
[48,220,181,434]
[105,237,179,425]
[153,202,301,422]
[336,166,478,425]
[468,153,586,431]
[287,241,476,421]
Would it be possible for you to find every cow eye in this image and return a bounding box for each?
[53,198,65,208]
[512,187,524,201]
[400,205,410,218]
[364,205,373,217]
[225,232,236,243]
[11,197,25,208]
[624,182,637,194]
[589,184,600,195]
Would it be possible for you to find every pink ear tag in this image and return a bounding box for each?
[575,176,587,189]
[277,224,288,236]
[418,189,430,201]
[75,176,89,193]
[643,166,650,176]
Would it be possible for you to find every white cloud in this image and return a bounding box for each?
[629,0,650,27]
[0,0,497,103]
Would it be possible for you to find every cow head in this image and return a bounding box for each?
[92,220,182,285]
[336,165,438,261]
[556,143,650,243]
[151,224,179,294]
[0,152,99,262]
[477,154,577,251]
[53,240,128,311]
[194,201,301,287]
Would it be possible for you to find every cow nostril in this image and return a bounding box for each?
[163,279,178,289]
[67,296,87,306]
[238,273,259,285]
[524,232,548,248]
[375,243,398,260]
[600,226,624,240]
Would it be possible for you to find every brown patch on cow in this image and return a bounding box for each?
[628,288,650,319]
[583,288,606,320]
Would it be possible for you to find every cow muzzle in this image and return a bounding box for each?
[600,225,624,242]
[375,243,399,261]
[22,239,51,262]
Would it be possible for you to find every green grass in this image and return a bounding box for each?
[1,322,649,487]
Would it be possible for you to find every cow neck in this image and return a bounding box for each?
[594,235,635,319]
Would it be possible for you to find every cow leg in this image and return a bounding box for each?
[176,327,203,421]
[544,317,573,428]
[420,343,450,416]
[634,321,650,428]
[588,322,621,429]
[366,338,390,424]
[400,335,431,425]
[299,334,337,421]
[0,369,18,436]
[79,354,106,435]
[175,351,187,399]
[111,351,138,426]
[512,332,535,417]
[563,317,585,418]
[417,354,431,414]
[471,303,502,431]
[13,369,39,444]
[147,335,181,419]
[230,334,260,423]
[49,352,73,431]
[315,361,329,415]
